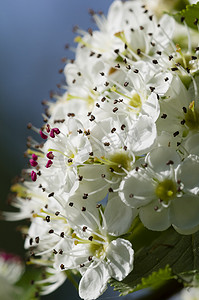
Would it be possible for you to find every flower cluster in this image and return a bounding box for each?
[4,0,199,299]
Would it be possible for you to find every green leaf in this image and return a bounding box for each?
[170,2,199,30]
[110,228,199,296]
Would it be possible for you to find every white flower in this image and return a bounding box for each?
[119,146,199,234]
[51,200,135,300]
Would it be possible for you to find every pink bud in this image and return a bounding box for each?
[31,171,37,181]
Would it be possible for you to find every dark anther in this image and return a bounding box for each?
[181,119,186,125]
[46,216,50,222]
[48,192,54,197]
[166,160,174,165]
[173,131,179,137]
[82,207,86,211]
[161,114,167,119]
[60,232,65,238]
[49,229,54,234]
[82,226,87,232]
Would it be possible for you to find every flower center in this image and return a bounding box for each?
[108,151,132,174]
[89,234,107,259]
[155,179,177,203]
[129,93,142,110]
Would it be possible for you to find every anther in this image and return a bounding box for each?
[47,151,54,159]
[82,226,87,232]
[96,204,101,208]
[78,175,83,181]
[161,114,167,119]
[46,160,53,168]
[113,107,118,113]
[60,264,65,270]
[39,130,48,140]
[152,59,158,64]
[49,229,54,234]
[129,193,134,198]
[124,82,129,87]
[60,232,65,238]
[83,193,88,199]
[171,67,178,71]
[88,256,93,261]
[55,211,60,216]
[181,16,185,22]
[48,192,54,197]
[121,124,126,130]
[31,171,37,182]
[82,207,86,211]
[104,142,110,146]
[150,86,155,92]
[181,120,186,125]
[166,160,174,165]
[69,202,73,207]
[46,216,50,222]
[182,107,187,113]
[35,237,39,244]
[194,18,198,25]
[173,131,179,137]
[89,115,95,121]
[111,128,116,133]
[109,188,113,193]
[88,236,93,241]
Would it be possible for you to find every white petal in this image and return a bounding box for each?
[170,195,199,230]
[129,115,157,155]
[79,263,110,300]
[119,169,155,208]
[177,155,199,194]
[105,196,137,236]
[139,200,170,231]
[107,238,134,281]
[146,146,181,176]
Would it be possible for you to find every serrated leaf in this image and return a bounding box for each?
[170,2,199,30]
[110,228,199,296]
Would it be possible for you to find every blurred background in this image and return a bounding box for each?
[0,1,181,299]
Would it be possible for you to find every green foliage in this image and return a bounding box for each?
[170,2,199,30]
[110,228,199,296]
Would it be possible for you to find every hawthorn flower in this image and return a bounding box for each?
[119,146,199,234]
[51,198,135,300]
